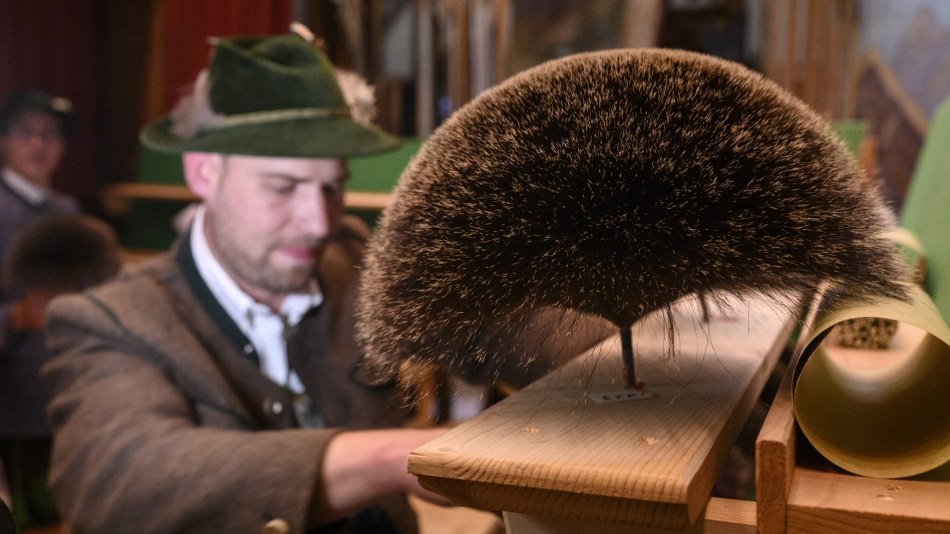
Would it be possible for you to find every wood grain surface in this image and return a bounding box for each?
[410,293,796,530]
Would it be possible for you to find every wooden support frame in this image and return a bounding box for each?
[409,293,799,533]
[755,294,950,533]
[756,363,950,533]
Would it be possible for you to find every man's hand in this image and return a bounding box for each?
[312,428,451,526]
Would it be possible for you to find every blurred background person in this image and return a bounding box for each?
[0,90,80,300]
[0,213,122,531]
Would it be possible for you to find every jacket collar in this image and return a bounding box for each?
[175,230,260,366]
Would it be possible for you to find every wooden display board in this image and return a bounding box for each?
[409,293,797,532]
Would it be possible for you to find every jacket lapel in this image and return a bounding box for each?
[166,236,298,429]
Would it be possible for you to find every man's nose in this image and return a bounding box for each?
[295,186,333,237]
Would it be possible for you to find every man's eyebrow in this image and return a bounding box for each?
[260,171,350,183]
[260,172,309,182]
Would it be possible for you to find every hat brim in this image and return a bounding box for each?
[0,96,78,137]
[140,115,401,158]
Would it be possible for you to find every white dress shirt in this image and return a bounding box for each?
[190,205,323,393]
[2,167,49,206]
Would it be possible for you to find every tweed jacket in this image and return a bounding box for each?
[43,217,414,534]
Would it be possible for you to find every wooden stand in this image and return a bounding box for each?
[409,293,797,532]
[756,347,950,533]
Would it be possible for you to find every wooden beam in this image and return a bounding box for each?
[491,0,511,84]
[787,469,950,533]
[504,497,756,534]
[100,182,392,214]
[754,348,798,534]
[415,0,435,137]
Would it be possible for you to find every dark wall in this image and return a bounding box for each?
[0,0,104,214]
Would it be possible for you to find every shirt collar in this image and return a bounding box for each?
[189,205,323,331]
[2,167,49,206]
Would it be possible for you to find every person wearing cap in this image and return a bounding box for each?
[42,30,451,533]
[0,90,80,297]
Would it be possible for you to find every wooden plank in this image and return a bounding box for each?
[491,0,511,84]
[504,497,755,534]
[409,293,796,530]
[859,50,929,136]
[785,0,798,94]
[786,468,950,533]
[440,0,470,114]
[416,0,435,137]
[103,182,195,202]
[856,49,928,208]
[823,0,839,117]
[839,0,859,118]
[343,191,392,211]
[755,291,821,534]
[100,182,392,212]
[618,0,663,49]
[754,353,797,534]
[470,0,492,97]
[410,495,504,534]
[803,0,821,112]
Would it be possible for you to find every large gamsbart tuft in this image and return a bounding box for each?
[356,48,910,385]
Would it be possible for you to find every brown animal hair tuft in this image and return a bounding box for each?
[357,49,910,385]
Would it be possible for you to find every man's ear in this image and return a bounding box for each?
[182,152,224,201]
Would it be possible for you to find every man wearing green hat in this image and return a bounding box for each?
[42,30,448,533]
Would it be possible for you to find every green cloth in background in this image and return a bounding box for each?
[135,146,186,185]
[901,98,950,323]
[348,137,421,192]
[830,119,866,156]
[830,114,950,325]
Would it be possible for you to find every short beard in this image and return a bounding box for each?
[214,234,316,295]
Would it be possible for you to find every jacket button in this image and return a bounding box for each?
[262,518,289,534]
[263,398,283,415]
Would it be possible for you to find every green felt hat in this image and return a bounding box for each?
[140,32,399,158]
